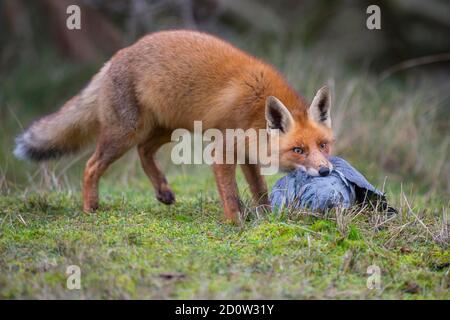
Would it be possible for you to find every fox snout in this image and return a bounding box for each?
[305,161,333,176]
[318,166,331,176]
[302,149,333,177]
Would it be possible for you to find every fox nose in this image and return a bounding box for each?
[318,166,330,177]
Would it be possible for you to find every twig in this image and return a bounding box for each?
[379,53,450,82]
[402,193,434,239]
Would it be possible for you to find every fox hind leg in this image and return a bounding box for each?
[138,132,175,205]
[83,66,142,212]
[83,132,136,212]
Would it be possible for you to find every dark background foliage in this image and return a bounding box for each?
[1,0,449,193]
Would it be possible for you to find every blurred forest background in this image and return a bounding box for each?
[0,0,449,199]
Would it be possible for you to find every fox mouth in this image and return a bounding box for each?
[296,166,319,176]
[306,168,320,176]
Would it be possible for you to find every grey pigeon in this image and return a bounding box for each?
[270,156,396,213]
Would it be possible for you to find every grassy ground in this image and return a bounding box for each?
[0,43,449,299]
[0,169,448,299]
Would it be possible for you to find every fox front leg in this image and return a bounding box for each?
[212,163,242,223]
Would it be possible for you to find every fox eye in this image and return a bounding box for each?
[319,143,327,150]
[293,147,304,155]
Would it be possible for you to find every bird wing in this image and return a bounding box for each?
[329,156,383,197]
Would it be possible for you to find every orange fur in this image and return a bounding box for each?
[15,30,335,222]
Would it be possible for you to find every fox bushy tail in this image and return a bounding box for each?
[14,63,110,162]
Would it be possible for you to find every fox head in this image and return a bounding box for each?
[266,86,335,176]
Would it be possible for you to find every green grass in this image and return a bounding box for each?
[0,169,448,299]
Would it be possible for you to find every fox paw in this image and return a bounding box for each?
[83,204,98,213]
[157,188,176,205]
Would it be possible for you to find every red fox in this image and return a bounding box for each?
[14,30,334,222]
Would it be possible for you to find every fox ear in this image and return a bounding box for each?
[309,86,332,128]
[265,96,294,133]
